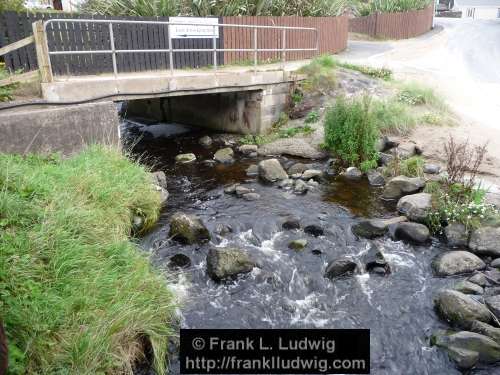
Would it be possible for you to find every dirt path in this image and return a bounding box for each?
[338,18,500,188]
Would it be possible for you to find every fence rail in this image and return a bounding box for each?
[349,5,434,39]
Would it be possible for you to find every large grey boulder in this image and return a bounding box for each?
[258,159,288,182]
[471,320,500,343]
[325,257,357,279]
[445,223,469,248]
[169,212,211,244]
[382,176,425,200]
[151,171,167,189]
[206,247,255,281]
[362,245,390,274]
[432,251,486,276]
[238,144,258,155]
[214,147,234,164]
[485,295,500,320]
[301,169,322,181]
[352,216,407,239]
[454,281,484,295]
[469,227,500,257]
[434,290,491,328]
[343,167,362,180]
[431,330,500,369]
[391,222,430,244]
[288,163,309,175]
[396,193,432,222]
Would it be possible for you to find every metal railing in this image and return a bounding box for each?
[43,19,319,78]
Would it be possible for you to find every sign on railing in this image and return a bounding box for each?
[169,17,219,39]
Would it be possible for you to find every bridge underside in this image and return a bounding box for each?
[43,69,299,134]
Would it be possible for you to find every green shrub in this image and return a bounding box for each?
[361,0,432,15]
[305,110,320,124]
[0,146,175,374]
[324,96,379,168]
[0,0,24,12]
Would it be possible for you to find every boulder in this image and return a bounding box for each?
[289,239,308,251]
[491,258,500,269]
[454,281,484,295]
[199,135,213,147]
[214,223,232,236]
[471,320,500,343]
[301,169,322,181]
[445,223,469,248]
[382,176,425,200]
[258,159,288,183]
[362,245,390,274]
[246,164,258,176]
[325,257,357,279]
[175,153,197,164]
[391,222,430,244]
[432,331,500,369]
[293,179,309,195]
[206,247,255,281]
[324,158,339,176]
[304,224,324,237]
[343,167,362,179]
[235,185,252,197]
[376,136,398,152]
[169,212,211,244]
[288,163,308,175]
[168,254,192,269]
[396,193,432,222]
[396,142,422,159]
[278,178,294,189]
[238,144,258,155]
[485,295,500,320]
[156,185,169,207]
[282,216,301,230]
[469,272,488,287]
[214,148,234,164]
[151,171,167,189]
[352,217,407,239]
[469,227,500,257]
[224,184,239,194]
[424,164,441,174]
[432,251,486,276]
[434,290,491,328]
[242,193,260,201]
[366,170,385,186]
[307,179,319,188]
[378,153,394,166]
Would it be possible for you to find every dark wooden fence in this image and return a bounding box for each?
[221,15,348,65]
[0,11,223,75]
[0,11,348,76]
[349,5,434,39]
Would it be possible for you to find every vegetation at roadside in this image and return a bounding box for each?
[358,0,432,16]
[0,0,25,12]
[425,137,498,233]
[323,95,379,170]
[0,146,175,374]
[0,63,17,102]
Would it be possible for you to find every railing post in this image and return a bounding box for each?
[253,28,258,73]
[32,20,53,83]
[281,28,286,70]
[168,24,174,76]
[108,23,118,78]
[212,25,217,73]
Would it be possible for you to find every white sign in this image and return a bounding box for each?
[169,17,219,39]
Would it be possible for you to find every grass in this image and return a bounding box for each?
[0,63,17,102]
[0,146,175,374]
[397,81,446,109]
[297,55,337,93]
[371,98,417,135]
[384,155,425,177]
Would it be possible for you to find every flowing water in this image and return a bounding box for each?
[124,120,498,375]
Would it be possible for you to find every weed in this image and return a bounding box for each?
[305,110,320,124]
[324,95,379,168]
[291,89,304,105]
[371,98,417,135]
[397,82,445,108]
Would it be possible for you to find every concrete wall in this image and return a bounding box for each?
[126,82,292,135]
[0,101,119,155]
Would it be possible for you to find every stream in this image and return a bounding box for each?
[124,120,498,375]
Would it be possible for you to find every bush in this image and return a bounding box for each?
[0,0,24,12]
[360,0,432,15]
[0,146,175,374]
[324,96,379,168]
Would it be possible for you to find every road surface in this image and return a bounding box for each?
[338,17,500,186]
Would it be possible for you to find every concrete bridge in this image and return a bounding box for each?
[0,18,320,153]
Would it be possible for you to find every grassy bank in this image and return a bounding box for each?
[0,146,174,374]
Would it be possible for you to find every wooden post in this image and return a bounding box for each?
[32,20,53,83]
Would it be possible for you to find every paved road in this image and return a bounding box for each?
[338,17,500,186]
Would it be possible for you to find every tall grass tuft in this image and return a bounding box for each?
[0,146,175,374]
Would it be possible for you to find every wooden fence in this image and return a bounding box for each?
[348,5,434,39]
[0,11,348,76]
[221,15,348,65]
